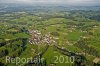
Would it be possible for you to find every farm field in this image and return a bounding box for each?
[0,5,100,66]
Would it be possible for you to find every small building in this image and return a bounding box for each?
[93,58,100,66]
[50,64,56,66]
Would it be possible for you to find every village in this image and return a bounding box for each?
[28,29,56,45]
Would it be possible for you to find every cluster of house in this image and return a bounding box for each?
[29,30,55,45]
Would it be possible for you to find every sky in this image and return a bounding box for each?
[0,0,100,6]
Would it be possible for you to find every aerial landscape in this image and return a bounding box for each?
[0,0,100,66]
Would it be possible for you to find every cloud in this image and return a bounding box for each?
[0,0,100,6]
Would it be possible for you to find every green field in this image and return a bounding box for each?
[0,10,100,66]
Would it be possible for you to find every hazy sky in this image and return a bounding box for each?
[0,0,100,6]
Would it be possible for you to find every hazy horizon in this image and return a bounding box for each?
[0,0,100,6]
